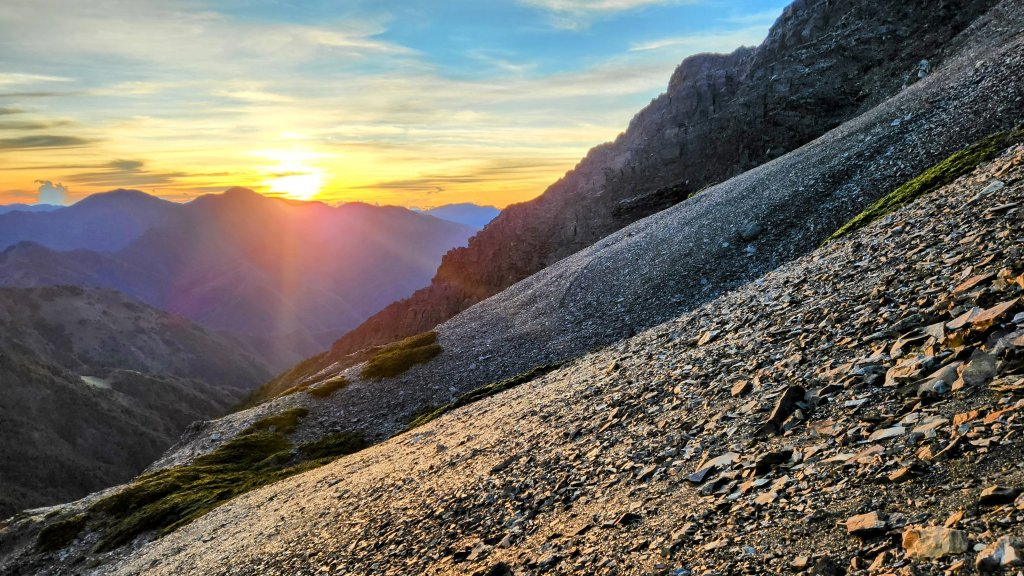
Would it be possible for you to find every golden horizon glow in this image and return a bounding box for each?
[0,0,781,208]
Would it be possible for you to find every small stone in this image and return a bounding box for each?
[902,526,969,559]
[954,352,997,391]
[979,486,1023,505]
[731,380,753,398]
[868,426,905,442]
[754,450,793,475]
[760,385,806,435]
[975,536,1024,571]
[847,511,887,537]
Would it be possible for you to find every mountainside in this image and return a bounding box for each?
[319,0,1001,360]
[0,188,477,347]
[5,98,1023,576]
[0,286,275,519]
[423,203,501,229]
[0,190,176,252]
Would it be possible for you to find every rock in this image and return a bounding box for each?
[975,536,1023,571]
[760,385,806,435]
[868,426,905,442]
[754,450,793,475]
[902,526,969,559]
[739,222,763,241]
[731,381,753,398]
[809,556,845,576]
[846,512,887,537]
[954,352,997,390]
[979,486,1023,506]
[971,298,1021,328]
[687,452,739,483]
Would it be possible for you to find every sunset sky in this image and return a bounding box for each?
[0,0,783,208]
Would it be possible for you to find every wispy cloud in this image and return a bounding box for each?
[519,0,689,29]
[630,25,770,52]
[0,135,93,150]
[0,73,73,86]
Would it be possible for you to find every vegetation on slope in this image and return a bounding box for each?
[827,127,1024,242]
[361,331,442,381]
[38,407,366,553]
[406,364,562,430]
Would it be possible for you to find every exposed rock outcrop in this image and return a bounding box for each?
[314,0,998,370]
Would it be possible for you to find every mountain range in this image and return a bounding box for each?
[0,188,477,349]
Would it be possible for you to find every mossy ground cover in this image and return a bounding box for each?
[307,376,349,398]
[42,407,366,553]
[406,364,562,430]
[827,128,1024,242]
[361,331,442,381]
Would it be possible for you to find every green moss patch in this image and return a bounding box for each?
[308,376,349,398]
[298,432,368,460]
[361,331,442,381]
[36,514,87,552]
[406,364,562,430]
[84,406,364,553]
[827,128,1024,243]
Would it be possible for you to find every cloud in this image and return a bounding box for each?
[0,135,92,149]
[63,159,186,187]
[0,73,73,86]
[0,119,73,130]
[519,0,688,29]
[0,107,24,115]
[34,180,68,205]
[630,25,772,52]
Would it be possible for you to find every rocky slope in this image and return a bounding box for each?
[253,0,1024,422]
[6,108,1023,576]
[0,188,477,348]
[316,0,1000,363]
[0,286,274,518]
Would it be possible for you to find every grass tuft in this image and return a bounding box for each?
[361,331,442,381]
[827,128,1024,243]
[406,364,561,430]
[307,376,349,398]
[83,405,364,553]
[36,514,87,552]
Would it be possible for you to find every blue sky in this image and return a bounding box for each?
[0,0,786,207]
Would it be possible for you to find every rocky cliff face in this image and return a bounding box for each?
[320,0,997,365]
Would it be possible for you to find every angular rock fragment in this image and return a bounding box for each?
[759,385,806,435]
[975,536,1024,571]
[846,512,887,537]
[902,526,969,559]
[979,486,1023,506]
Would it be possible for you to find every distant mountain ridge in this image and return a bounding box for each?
[0,188,477,348]
[0,204,60,216]
[422,203,500,229]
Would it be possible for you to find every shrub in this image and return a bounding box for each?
[827,127,1024,242]
[406,364,561,430]
[36,514,87,552]
[360,331,442,381]
[307,376,349,398]
[85,406,364,553]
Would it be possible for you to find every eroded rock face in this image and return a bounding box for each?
[315,0,998,371]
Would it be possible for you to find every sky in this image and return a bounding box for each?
[0,0,785,208]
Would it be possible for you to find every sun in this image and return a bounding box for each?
[260,151,325,201]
